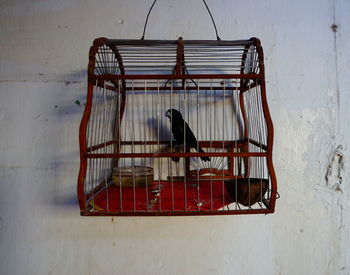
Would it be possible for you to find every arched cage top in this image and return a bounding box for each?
[89,37,262,82]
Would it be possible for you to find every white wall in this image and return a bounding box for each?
[1,0,349,274]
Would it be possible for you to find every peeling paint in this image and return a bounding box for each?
[325,145,344,192]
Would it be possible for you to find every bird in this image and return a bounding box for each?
[165,109,210,162]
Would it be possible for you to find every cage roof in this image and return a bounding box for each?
[89,38,262,79]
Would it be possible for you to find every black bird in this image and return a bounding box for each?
[165,109,210,162]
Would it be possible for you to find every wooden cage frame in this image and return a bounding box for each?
[77,37,277,216]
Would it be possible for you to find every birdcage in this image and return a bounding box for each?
[77,36,277,216]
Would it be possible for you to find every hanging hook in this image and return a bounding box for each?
[140,0,221,40]
[202,0,221,40]
[141,0,157,40]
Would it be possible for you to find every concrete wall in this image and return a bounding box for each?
[1,0,349,274]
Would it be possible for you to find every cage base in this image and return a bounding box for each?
[87,180,235,213]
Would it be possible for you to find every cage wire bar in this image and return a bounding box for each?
[77,37,277,216]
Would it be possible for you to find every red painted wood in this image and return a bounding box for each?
[88,180,233,213]
[77,82,94,211]
[84,152,267,159]
[81,209,274,216]
[252,37,277,210]
[90,73,262,80]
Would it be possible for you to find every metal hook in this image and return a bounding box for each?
[140,0,221,40]
[141,0,157,40]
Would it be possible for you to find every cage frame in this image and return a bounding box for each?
[77,37,277,216]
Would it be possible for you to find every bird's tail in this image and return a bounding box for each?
[198,147,210,162]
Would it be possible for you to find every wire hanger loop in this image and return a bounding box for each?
[141,0,221,40]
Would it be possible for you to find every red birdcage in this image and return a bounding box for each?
[77,36,277,216]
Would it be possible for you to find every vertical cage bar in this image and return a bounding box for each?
[183,80,187,211]
[196,79,200,210]
[131,80,136,211]
[118,80,123,212]
[157,80,162,212]
[103,82,109,211]
[222,80,226,209]
[170,81,174,211]
[209,79,213,211]
[144,80,149,211]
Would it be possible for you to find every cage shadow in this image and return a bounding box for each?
[41,74,86,211]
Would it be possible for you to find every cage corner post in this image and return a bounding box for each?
[77,38,109,214]
[254,37,278,211]
[77,80,94,214]
[239,43,251,178]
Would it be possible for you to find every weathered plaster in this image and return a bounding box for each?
[1,0,350,274]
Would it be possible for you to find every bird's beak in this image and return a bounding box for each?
[165,110,171,119]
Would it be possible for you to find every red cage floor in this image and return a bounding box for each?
[89,180,233,212]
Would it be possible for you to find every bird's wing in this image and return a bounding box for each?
[185,122,199,148]
[172,119,185,143]
[171,113,199,147]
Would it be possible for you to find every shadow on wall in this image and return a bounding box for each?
[43,70,87,212]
